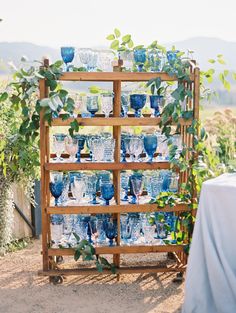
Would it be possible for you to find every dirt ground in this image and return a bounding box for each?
[0,239,184,313]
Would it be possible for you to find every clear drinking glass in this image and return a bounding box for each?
[86,174,99,204]
[101,93,113,118]
[130,176,144,204]
[78,48,92,71]
[121,92,129,117]
[51,214,64,248]
[132,137,144,162]
[91,138,105,162]
[98,51,113,71]
[142,220,156,245]
[65,136,78,162]
[53,133,66,162]
[120,215,132,245]
[103,138,115,162]
[73,134,86,163]
[71,176,86,204]
[120,172,129,201]
[95,217,107,245]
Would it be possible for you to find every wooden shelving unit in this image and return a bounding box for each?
[38,59,200,282]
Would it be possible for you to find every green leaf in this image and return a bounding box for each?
[151,84,155,95]
[106,34,115,40]
[232,72,236,80]
[224,70,229,77]
[218,58,226,65]
[208,59,215,64]
[72,232,80,243]
[70,119,79,133]
[74,249,81,261]
[96,261,103,273]
[122,34,131,43]
[224,80,231,92]
[0,92,8,102]
[110,40,119,50]
[114,28,121,38]
[128,40,134,48]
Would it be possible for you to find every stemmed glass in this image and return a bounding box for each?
[95,216,107,245]
[65,136,78,162]
[86,174,99,204]
[103,138,115,162]
[101,182,114,205]
[78,48,92,71]
[130,175,144,204]
[120,172,129,202]
[130,94,147,117]
[71,176,86,204]
[144,134,158,162]
[104,218,117,246]
[91,138,105,162]
[98,51,113,71]
[133,48,146,72]
[61,47,75,72]
[166,50,180,67]
[120,215,132,245]
[53,133,66,162]
[86,95,99,117]
[148,49,161,72]
[121,92,129,117]
[74,134,86,163]
[49,171,64,206]
[132,137,144,162]
[101,93,113,118]
[149,95,164,117]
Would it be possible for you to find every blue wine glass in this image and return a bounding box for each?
[74,134,86,162]
[104,219,117,246]
[61,47,75,71]
[144,134,158,162]
[130,94,147,117]
[149,95,164,117]
[101,182,114,205]
[86,95,99,117]
[166,50,180,67]
[121,133,129,162]
[134,49,146,72]
[50,171,64,206]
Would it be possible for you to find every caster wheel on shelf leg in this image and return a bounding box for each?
[172,272,184,283]
[56,256,64,264]
[49,276,63,285]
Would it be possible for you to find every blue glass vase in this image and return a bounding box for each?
[134,49,146,72]
[144,134,158,162]
[130,94,147,118]
[61,47,75,71]
[101,182,114,205]
[149,95,164,117]
[74,135,86,162]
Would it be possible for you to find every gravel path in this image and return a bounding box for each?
[0,239,184,313]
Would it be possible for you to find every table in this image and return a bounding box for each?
[182,173,236,313]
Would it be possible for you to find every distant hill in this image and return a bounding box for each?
[0,38,236,105]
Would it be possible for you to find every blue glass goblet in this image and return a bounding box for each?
[101,182,114,205]
[134,49,146,72]
[50,172,64,206]
[149,95,164,117]
[130,94,147,118]
[121,133,129,162]
[104,219,117,246]
[61,47,75,72]
[166,50,180,67]
[86,95,99,117]
[144,134,158,162]
[74,135,86,163]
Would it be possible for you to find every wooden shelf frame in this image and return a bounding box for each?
[39,59,200,280]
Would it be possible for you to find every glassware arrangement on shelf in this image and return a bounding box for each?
[51,131,181,164]
[60,46,182,73]
[101,93,114,118]
[50,210,177,248]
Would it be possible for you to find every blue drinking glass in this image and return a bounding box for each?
[96,171,111,193]
[49,171,64,206]
[120,172,129,201]
[61,47,75,71]
[74,134,86,162]
[166,50,180,67]
[134,49,146,72]
[101,182,114,205]
[144,134,158,162]
[121,133,130,162]
[148,49,161,72]
[86,95,99,117]
[130,94,147,117]
[120,215,132,245]
[104,219,117,246]
[161,170,171,191]
[149,95,164,117]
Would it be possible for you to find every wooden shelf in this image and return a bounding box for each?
[59,71,194,82]
[45,161,170,171]
[47,203,191,214]
[48,244,186,256]
[38,265,185,277]
[48,117,193,127]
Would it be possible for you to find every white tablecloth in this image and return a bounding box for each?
[182,173,236,313]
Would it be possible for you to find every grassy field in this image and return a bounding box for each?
[200,105,236,121]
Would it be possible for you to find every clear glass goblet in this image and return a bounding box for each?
[120,172,129,201]
[104,219,117,246]
[71,176,86,204]
[53,133,66,162]
[65,136,78,162]
[130,175,144,204]
[101,93,113,118]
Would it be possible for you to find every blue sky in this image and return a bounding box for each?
[1,0,236,48]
